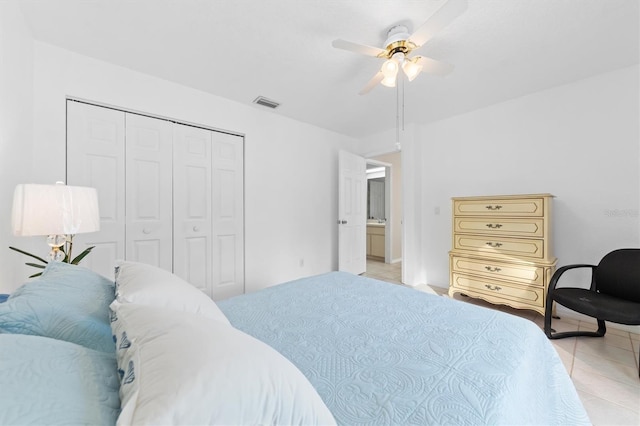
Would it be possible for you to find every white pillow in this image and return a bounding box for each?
[114,260,229,325]
[110,302,336,426]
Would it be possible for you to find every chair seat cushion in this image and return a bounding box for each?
[553,288,640,325]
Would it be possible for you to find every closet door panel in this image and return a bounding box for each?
[212,132,244,300]
[173,124,213,296]
[66,101,125,279]
[125,114,173,271]
[68,102,245,295]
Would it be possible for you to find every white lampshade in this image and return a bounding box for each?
[12,183,100,236]
[402,59,423,82]
[380,76,397,88]
[381,58,399,87]
[381,59,399,79]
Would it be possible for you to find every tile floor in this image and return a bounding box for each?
[364,259,640,426]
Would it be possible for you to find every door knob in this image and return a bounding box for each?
[142,228,151,235]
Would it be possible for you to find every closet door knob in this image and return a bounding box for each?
[193,226,200,232]
[142,228,151,235]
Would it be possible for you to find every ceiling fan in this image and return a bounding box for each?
[332,0,467,95]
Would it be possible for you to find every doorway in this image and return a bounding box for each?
[365,151,402,281]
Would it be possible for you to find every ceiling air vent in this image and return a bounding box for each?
[253,96,280,109]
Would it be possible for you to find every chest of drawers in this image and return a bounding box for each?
[448,194,557,315]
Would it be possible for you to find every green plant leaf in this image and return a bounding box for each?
[9,246,48,265]
[71,246,95,265]
[11,243,94,279]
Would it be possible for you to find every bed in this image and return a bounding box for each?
[0,261,590,425]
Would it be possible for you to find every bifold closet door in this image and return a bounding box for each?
[173,124,213,296]
[67,102,173,275]
[173,126,245,300]
[67,101,125,279]
[67,100,245,298]
[125,114,173,271]
[211,131,244,300]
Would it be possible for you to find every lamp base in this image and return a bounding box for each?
[47,234,67,262]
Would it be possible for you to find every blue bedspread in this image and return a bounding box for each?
[0,334,120,425]
[218,272,590,425]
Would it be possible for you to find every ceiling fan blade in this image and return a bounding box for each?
[332,39,386,58]
[359,72,384,95]
[408,0,468,47]
[415,56,454,75]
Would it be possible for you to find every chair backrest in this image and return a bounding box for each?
[594,248,640,303]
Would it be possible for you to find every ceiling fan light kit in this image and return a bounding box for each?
[380,50,421,87]
[332,0,467,94]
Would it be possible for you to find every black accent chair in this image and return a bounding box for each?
[544,249,640,377]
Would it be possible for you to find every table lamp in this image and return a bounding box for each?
[11,182,100,263]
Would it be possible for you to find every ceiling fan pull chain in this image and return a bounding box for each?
[395,80,400,145]
[402,76,405,132]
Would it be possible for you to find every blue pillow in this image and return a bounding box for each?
[0,334,120,425]
[0,262,115,352]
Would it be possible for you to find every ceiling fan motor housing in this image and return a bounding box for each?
[382,25,416,58]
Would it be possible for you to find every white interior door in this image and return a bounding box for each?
[338,150,366,274]
[173,123,213,296]
[125,113,173,271]
[66,101,125,279]
[211,132,244,300]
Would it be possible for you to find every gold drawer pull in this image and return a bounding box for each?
[485,242,503,248]
[485,223,503,229]
[485,266,502,272]
[485,205,503,211]
[485,284,502,291]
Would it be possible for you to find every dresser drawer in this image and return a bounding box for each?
[453,197,544,217]
[453,234,545,259]
[454,217,544,238]
[451,255,545,286]
[451,273,544,308]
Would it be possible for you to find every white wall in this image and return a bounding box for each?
[0,38,357,293]
[419,65,640,289]
[0,1,36,291]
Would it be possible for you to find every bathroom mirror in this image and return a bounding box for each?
[367,178,385,220]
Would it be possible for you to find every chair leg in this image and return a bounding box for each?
[544,301,554,338]
[545,313,607,340]
[594,319,606,336]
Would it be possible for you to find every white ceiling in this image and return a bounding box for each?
[18,0,639,139]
